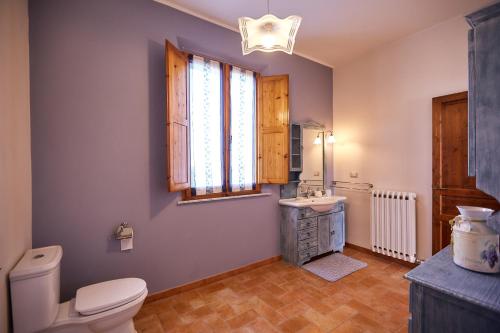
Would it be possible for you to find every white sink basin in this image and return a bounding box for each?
[279,196,347,212]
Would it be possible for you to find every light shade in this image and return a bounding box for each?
[238,14,302,55]
[327,131,336,144]
[313,134,322,145]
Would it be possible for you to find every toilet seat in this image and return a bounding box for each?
[75,278,147,315]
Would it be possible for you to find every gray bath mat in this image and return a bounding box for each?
[302,253,367,282]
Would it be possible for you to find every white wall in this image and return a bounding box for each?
[333,16,469,259]
[0,0,32,331]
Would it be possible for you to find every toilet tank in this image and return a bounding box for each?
[10,245,63,333]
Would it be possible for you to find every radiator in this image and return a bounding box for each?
[370,190,417,263]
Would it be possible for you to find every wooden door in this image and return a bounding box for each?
[432,92,500,254]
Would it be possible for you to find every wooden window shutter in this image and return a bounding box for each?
[166,41,190,191]
[257,75,289,184]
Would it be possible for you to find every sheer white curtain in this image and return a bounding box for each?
[189,55,223,195]
[229,66,256,192]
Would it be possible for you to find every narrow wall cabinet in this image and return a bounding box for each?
[466,3,500,196]
[280,202,345,266]
[466,3,500,231]
[290,124,302,172]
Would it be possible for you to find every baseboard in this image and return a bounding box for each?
[345,242,418,268]
[145,255,282,304]
[145,245,416,304]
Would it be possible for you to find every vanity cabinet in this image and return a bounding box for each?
[280,202,345,266]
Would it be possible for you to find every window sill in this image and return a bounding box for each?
[178,192,272,205]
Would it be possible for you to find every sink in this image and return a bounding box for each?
[278,196,347,212]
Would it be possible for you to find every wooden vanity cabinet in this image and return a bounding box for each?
[280,202,345,266]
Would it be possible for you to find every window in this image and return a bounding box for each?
[188,55,224,196]
[184,55,259,199]
[165,40,290,197]
[229,66,257,192]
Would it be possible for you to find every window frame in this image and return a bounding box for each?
[182,59,261,201]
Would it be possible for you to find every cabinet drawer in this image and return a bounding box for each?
[298,238,318,251]
[298,217,317,230]
[299,247,318,262]
[298,227,317,241]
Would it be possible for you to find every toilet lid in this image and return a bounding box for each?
[75,278,147,315]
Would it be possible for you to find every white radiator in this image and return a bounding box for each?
[370,190,417,263]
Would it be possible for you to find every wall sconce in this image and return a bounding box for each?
[313,131,337,145]
[313,131,335,145]
[313,133,322,145]
[326,131,336,144]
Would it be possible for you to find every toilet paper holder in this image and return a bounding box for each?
[115,222,133,240]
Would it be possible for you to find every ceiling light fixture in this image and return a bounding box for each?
[238,0,302,55]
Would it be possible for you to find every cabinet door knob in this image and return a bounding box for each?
[331,230,335,236]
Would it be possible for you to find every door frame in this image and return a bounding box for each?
[432,91,500,254]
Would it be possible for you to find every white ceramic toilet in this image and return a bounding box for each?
[9,246,148,333]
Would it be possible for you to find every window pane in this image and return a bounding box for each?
[229,66,256,192]
[189,55,224,195]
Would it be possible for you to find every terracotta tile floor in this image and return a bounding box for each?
[134,248,412,333]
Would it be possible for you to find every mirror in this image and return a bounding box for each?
[300,124,325,188]
[281,121,333,199]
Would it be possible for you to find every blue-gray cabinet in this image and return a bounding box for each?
[280,202,345,266]
[290,123,302,172]
[406,247,500,332]
[466,3,500,231]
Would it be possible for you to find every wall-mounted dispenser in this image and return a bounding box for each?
[115,222,134,251]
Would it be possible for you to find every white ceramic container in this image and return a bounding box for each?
[452,214,500,273]
[457,206,494,221]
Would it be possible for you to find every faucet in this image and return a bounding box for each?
[296,182,318,198]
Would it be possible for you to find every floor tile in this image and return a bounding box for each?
[135,248,411,333]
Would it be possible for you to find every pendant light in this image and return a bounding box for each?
[238,0,302,55]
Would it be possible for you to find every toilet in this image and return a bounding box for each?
[9,246,147,333]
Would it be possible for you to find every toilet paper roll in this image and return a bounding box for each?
[121,238,133,251]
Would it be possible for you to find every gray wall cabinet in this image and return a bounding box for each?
[466,3,500,231]
[406,247,500,332]
[280,202,345,266]
[290,123,303,172]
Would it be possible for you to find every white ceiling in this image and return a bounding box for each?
[155,0,493,68]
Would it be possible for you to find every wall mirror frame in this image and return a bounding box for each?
[300,121,326,189]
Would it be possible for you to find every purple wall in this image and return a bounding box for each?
[30,0,333,300]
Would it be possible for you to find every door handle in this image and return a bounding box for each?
[331,230,335,236]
